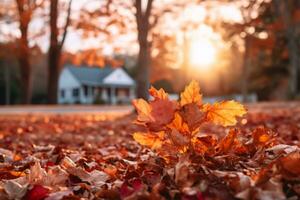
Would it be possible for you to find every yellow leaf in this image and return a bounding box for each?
[132,99,154,123]
[203,100,247,127]
[133,132,164,149]
[180,80,202,106]
[149,86,168,100]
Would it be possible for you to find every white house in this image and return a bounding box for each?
[58,65,136,104]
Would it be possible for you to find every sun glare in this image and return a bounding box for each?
[189,38,216,70]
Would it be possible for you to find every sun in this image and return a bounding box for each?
[189,38,217,70]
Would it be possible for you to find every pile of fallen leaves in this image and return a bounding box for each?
[0,82,299,200]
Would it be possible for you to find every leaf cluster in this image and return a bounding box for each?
[133,80,247,157]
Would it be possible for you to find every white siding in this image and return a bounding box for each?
[58,67,136,104]
[58,68,82,104]
[103,68,135,86]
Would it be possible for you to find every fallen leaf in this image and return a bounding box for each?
[180,80,202,106]
[133,99,154,123]
[149,99,176,129]
[168,112,189,134]
[25,185,50,200]
[203,100,246,127]
[44,190,73,200]
[3,177,28,200]
[218,129,238,154]
[278,151,300,178]
[179,103,206,132]
[133,132,164,149]
[149,86,168,100]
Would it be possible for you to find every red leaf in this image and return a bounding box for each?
[25,185,49,200]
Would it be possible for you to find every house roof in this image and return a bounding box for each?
[65,65,134,87]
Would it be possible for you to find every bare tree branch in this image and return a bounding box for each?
[59,0,73,50]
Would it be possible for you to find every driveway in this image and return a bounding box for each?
[0,105,133,115]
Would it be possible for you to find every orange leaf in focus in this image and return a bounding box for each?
[132,99,153,123]
[133,132,165,149]
[180,80,202,106]
[168,112,189,134]
[149,99,176,129]
[169,129,190,148]
[203,100,246,127]
[179,103,206,132]
[149,86,168,100]
[133,87,176,130]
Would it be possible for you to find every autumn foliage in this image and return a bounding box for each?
[133,80,247,156]
[0,104,299,199]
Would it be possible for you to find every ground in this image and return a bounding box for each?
[0,103,299,200]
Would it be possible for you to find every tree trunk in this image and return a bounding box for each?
[48,46,61,104]
[18,17,32,104]
[16,0,32,104]
[47,0,72,104]
[47,0,60,104]
[275,0,299,98]
[136,29,150,100]
[135,0,153,100]
[241,36,250,102]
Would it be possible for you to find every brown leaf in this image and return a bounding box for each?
[133,88,176,131]
[252,127,273,147]
[148,99,176,130]
[278,151,300,178]
[192,135,217,155]
[169,129,190,148]
[179,103,206,132]
[218,129,238,154]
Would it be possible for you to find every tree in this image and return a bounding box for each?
[134,0,154,99]
[274,0,299,98]
[0,0,46,104]
[47,0,72,104]
[218,0,274,101]
[3,1,42,104]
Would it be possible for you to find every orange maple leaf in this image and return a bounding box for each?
[132,99,154,123]
[180,80,202,107]
[168,112,190,134]
[133,132,165,149]
[203,100,246,127]
[133,87,176,130]
[149,86,168,100]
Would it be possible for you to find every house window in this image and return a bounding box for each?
[72,88,80,97]
[60,89,65,98]
[84,86,88,96]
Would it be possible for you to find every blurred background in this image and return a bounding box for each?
[0,0,299,105]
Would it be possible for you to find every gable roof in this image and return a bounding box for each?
[64,64,134,86]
